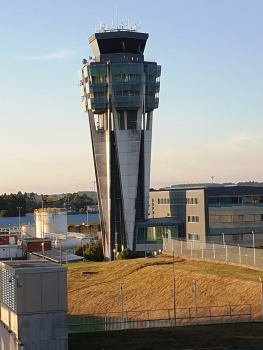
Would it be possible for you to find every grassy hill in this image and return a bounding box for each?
[67,255,263,319]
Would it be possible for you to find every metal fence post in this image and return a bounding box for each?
[226,244,228,262]
[180,239,183,255]
[254,247,256,266]
[238,244,241,264]
[212,241,215,260]
[191,240,193,257]
[201,243,204,258]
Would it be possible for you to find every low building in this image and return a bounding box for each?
[149,186,263,245]
[0,260,68,350]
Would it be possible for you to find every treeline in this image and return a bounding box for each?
[0,192,95,217]
[170,181,263,189]
[0,192,26,218]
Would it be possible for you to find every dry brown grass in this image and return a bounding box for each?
[67,255,263,319]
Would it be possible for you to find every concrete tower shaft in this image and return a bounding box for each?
[78,28,161,260]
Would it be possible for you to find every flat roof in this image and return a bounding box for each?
[1,260,67,273]
[151,185,263,193]
[136,217,181,228]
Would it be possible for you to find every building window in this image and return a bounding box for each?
[188,216,199,223]
[158,199,160,204]
[188,234,200,241]
[160,199,163,204]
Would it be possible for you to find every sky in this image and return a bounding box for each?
[0,0,262,194]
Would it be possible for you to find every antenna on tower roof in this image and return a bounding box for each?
[116,4,118,29]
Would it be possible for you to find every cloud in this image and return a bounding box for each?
[18,50,75,60]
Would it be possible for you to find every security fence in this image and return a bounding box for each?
[163,238,263,268]
[68,304,251,333]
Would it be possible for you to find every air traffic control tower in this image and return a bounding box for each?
[79,24,161,260]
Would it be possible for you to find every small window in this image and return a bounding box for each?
[188,234,200,241]
[158,199,160,204]
[161,199,163,204]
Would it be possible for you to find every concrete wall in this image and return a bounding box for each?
[0,320,19,350]
[185,190,206,243]
[18,311,68,350]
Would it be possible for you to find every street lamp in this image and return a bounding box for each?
[17,206,22,240]
[193,279,197,324]
[259,277,263,322]
[41,199,46,260]
[41,242,44,260]
[158,249,162,255]
[9,224,12,261]
[113,249,116,261]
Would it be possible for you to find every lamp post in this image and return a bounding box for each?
[81,240,84,257]
[120,283,124,329]
[113,249,116,261]
[259,277,263,322]
[9,224,12,261]
[193,279,197,324]
[17,206,22,240]
[41,199,46,258]
[253,231,256,266]
[173,251,176,325]
[41,242,45,260]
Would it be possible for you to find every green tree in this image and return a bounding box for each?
[0,210,8,218]
[84,242,104,262]
[116,248,136,260]
[75,243,88,257]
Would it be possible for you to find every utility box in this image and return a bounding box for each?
[0,260,68,350]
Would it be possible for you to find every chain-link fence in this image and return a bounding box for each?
[163,238,263,268]
[68,304,251,333]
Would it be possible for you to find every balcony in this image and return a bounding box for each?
[114,96,140,109]
[146,81,160,93]
[90,97,107,110]
[146,97,159,110]
[111,63,143,75]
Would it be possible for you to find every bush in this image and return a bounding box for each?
[116,248,136,260]
[84,242,104,262]
[75,244,87,257]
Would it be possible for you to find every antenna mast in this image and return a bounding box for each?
[116,4,118,29]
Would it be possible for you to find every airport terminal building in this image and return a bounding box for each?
[148,186,263,246]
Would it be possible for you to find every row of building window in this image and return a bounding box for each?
[209,195,263,205]
[113,74,141,81]
[188,216,200,222]
[115,90,140,97]
[158,198,198,205]
[209,214,263,223]
[167,213,177,217]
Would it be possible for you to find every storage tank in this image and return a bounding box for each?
[34,208,67,238]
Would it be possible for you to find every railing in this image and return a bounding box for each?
[163,238,263,268]
[68,304,251,333]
